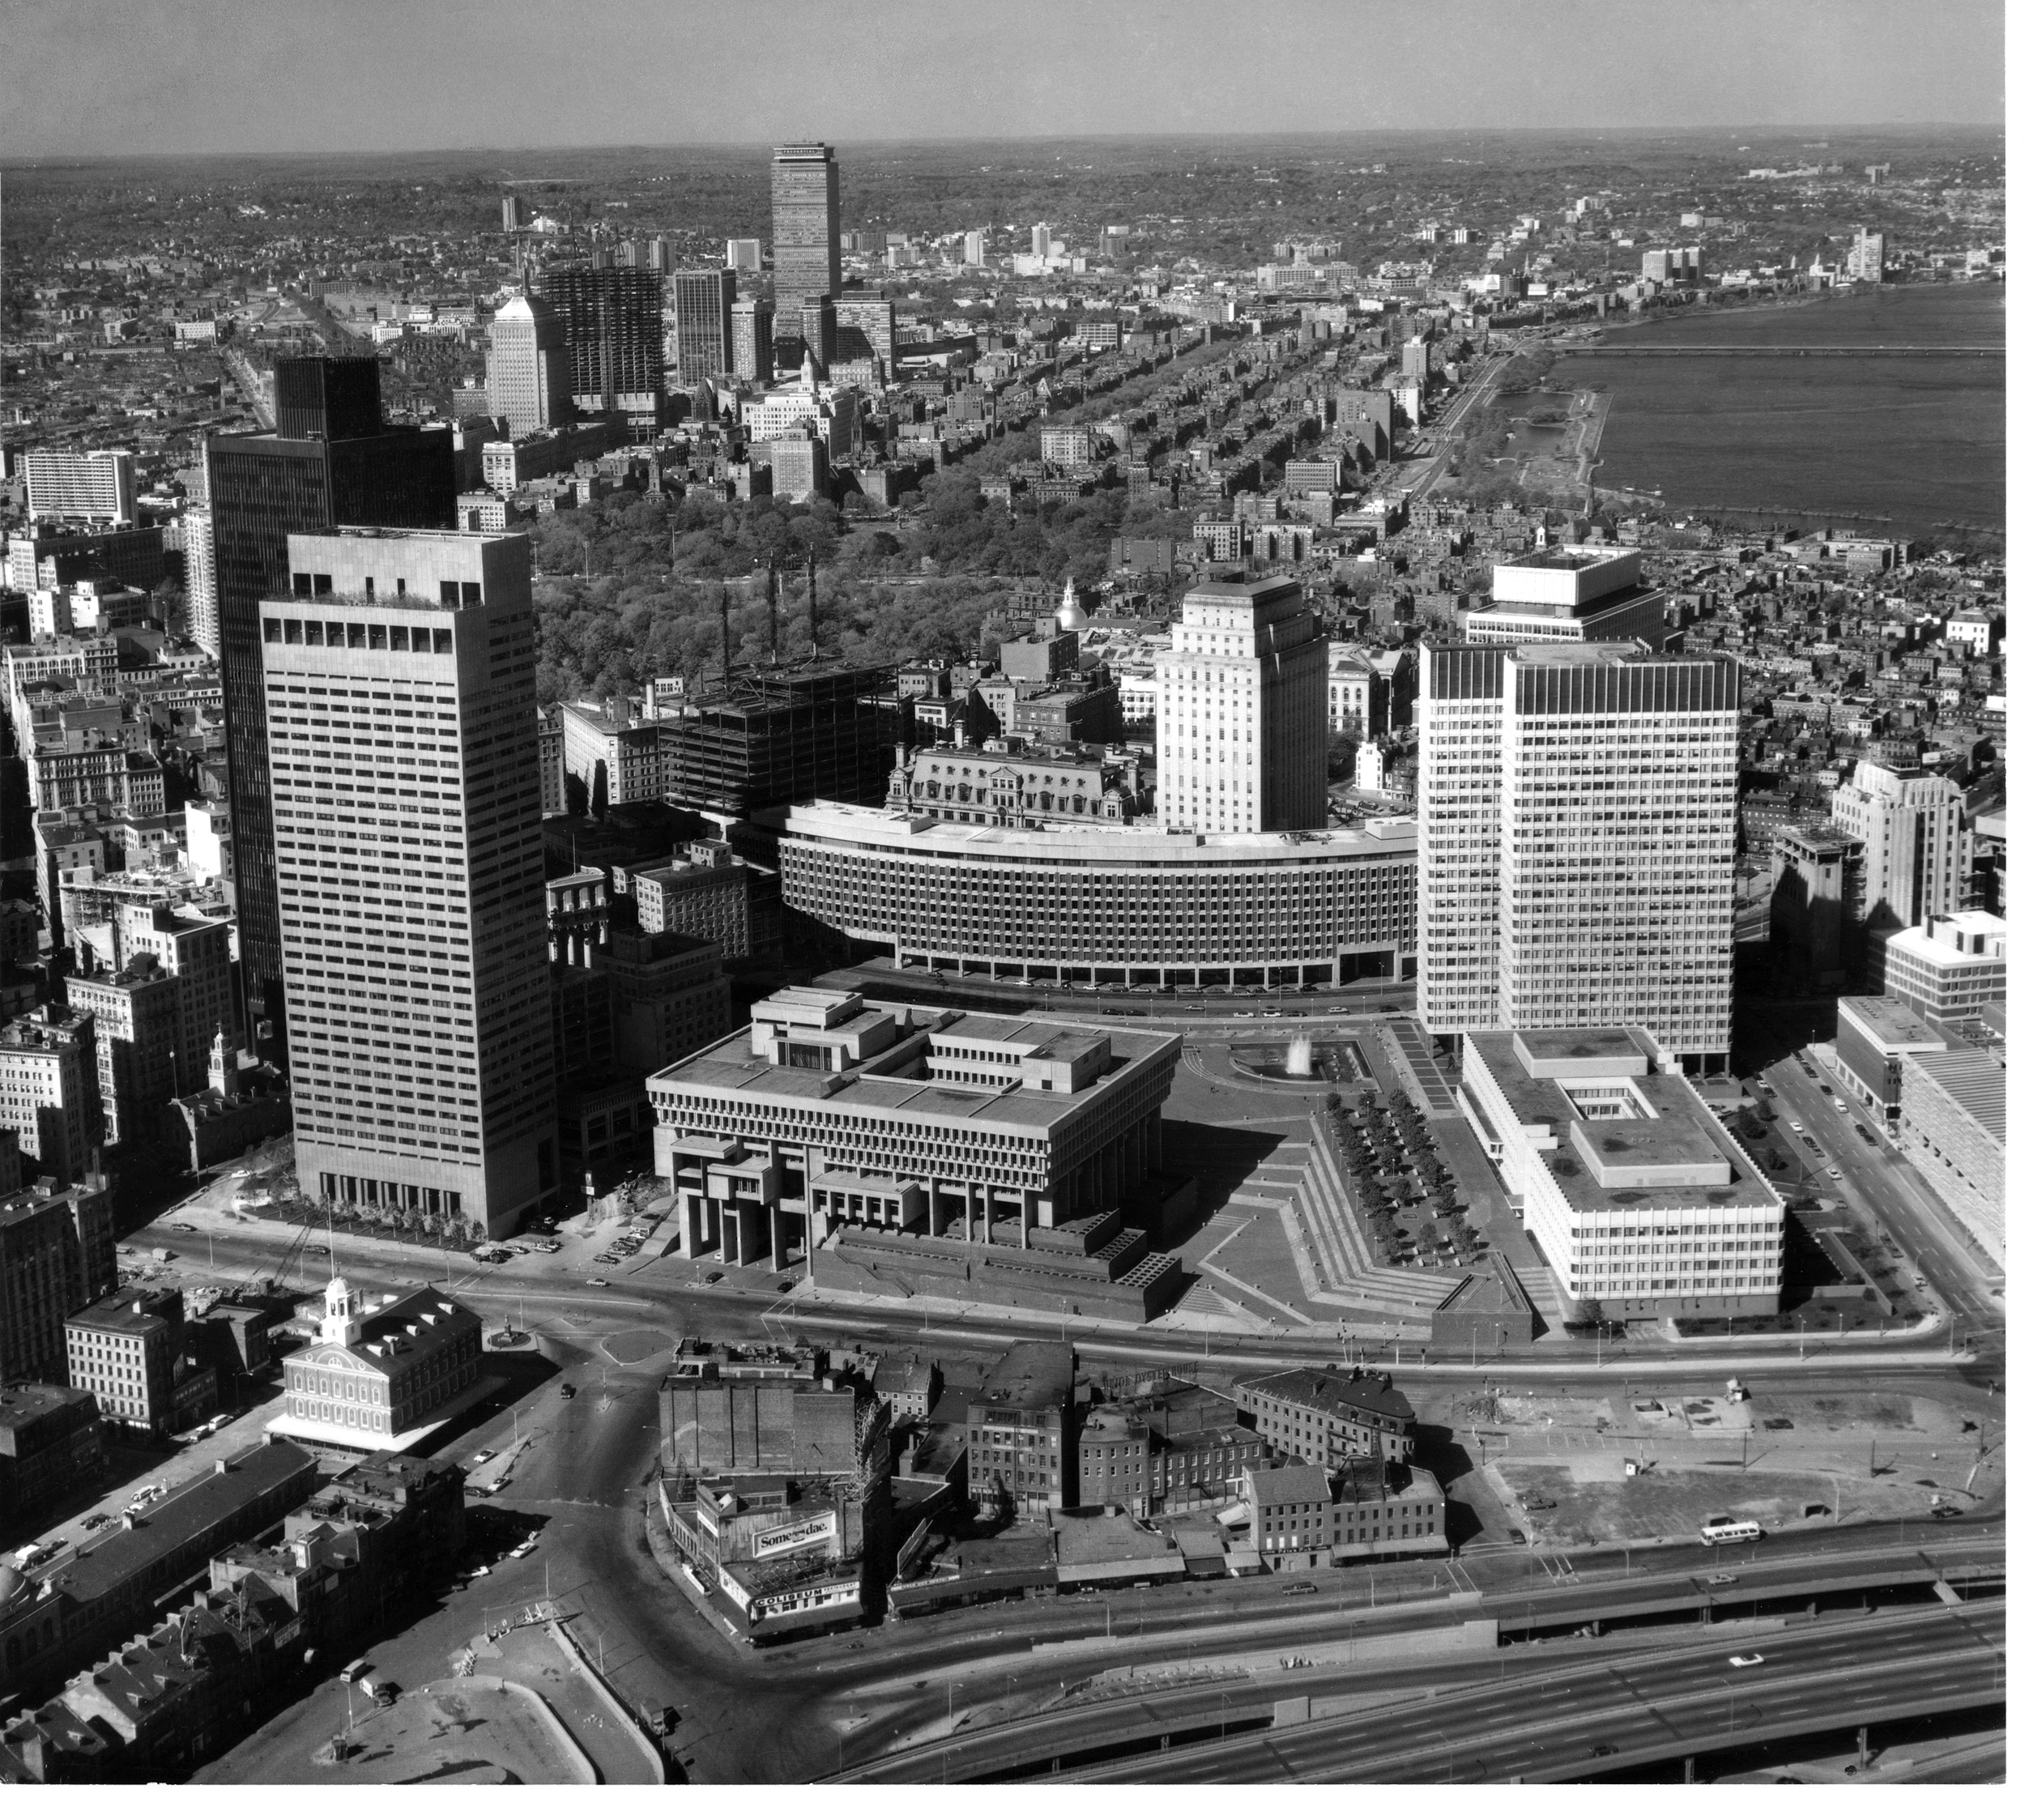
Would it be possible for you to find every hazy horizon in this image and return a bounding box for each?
[3,121,2006,172]
[0,0,2002,160]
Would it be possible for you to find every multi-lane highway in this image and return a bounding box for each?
[1064,1600,2005,1784]
[833,1535,2002,1780]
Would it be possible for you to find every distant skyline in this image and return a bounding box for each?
[0,0,2004,160]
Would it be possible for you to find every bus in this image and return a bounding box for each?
[1700,1519,1763,1545]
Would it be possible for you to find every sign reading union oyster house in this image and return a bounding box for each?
[752,1511,838,1558]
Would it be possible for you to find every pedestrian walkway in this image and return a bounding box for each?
[1384,1017,1457,1111]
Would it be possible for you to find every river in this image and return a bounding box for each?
[1549,283,2004,541]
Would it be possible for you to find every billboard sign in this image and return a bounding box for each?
[752,1511,838,1558]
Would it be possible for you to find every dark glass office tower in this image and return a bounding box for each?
[205,356,455,1062]
[770,143,842,319]
[667,268,737,386]
[535,265,665,414]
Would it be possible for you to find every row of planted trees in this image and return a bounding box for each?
[1324,1084,1480,1268]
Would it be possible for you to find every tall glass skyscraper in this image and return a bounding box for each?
[666,268,737,386]
[770,143,842,319]
[204,358,456,1060]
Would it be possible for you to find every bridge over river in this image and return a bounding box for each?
[1563,343,2001,358]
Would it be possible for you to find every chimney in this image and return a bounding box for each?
[214,1457,228,1477]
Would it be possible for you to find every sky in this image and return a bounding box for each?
[0,0,2006,159]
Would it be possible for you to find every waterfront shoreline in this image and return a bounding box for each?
[1542,283,2004,542]
[1547,277,2004,346]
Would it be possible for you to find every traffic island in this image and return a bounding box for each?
[286,1677,595,1784]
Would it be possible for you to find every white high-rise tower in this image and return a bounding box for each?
[1418,642,1740,1072]
[1831,759,1971,988]
[484,295,571,438]
[1155,578,1328,834]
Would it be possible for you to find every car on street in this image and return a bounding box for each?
[1728,1653,1765,1669]
[1281,1582,1318,1596]
[558,1383,576,1400]
[587,1277,608,1288]
[471,1449,495,1466]
[1931,1505,1963,1520]
[1827,1167,1842,1179]
[1588,1742,1618,1758]
[1788,1120,1804,1133]
[537,1240,562,1254]
[82,1512,111,1531]
[1705,1573,1737,1585]
[509,1541,535,1558]
[169,1221,195,1233]
[706,1271,724,1284]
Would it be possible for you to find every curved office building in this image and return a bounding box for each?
[778,800,1418,987]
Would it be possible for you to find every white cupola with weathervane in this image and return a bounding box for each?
[318,1277,365,1346]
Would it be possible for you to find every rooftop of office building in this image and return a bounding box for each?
[1500,546,1637,574]
[33,1440,317,1612]
[1237,1366,1416,1427]
[780,799,1416,861]
[972,1340,1073,1417]
[654,991,1173,1135]
[1182,577,1303,603]
[1465,1028,1779,1215]
[1903,1047,2006,1144]
[1839,995,1955,1050]
[1886,910,2007,962]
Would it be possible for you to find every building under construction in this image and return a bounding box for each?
[659,658,902,818]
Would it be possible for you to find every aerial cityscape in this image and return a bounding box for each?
[0,0,2006,1792]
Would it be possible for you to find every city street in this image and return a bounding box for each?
[1759,1052,2002,1345]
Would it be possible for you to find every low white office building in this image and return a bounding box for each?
[1459,1025,1784,1320]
